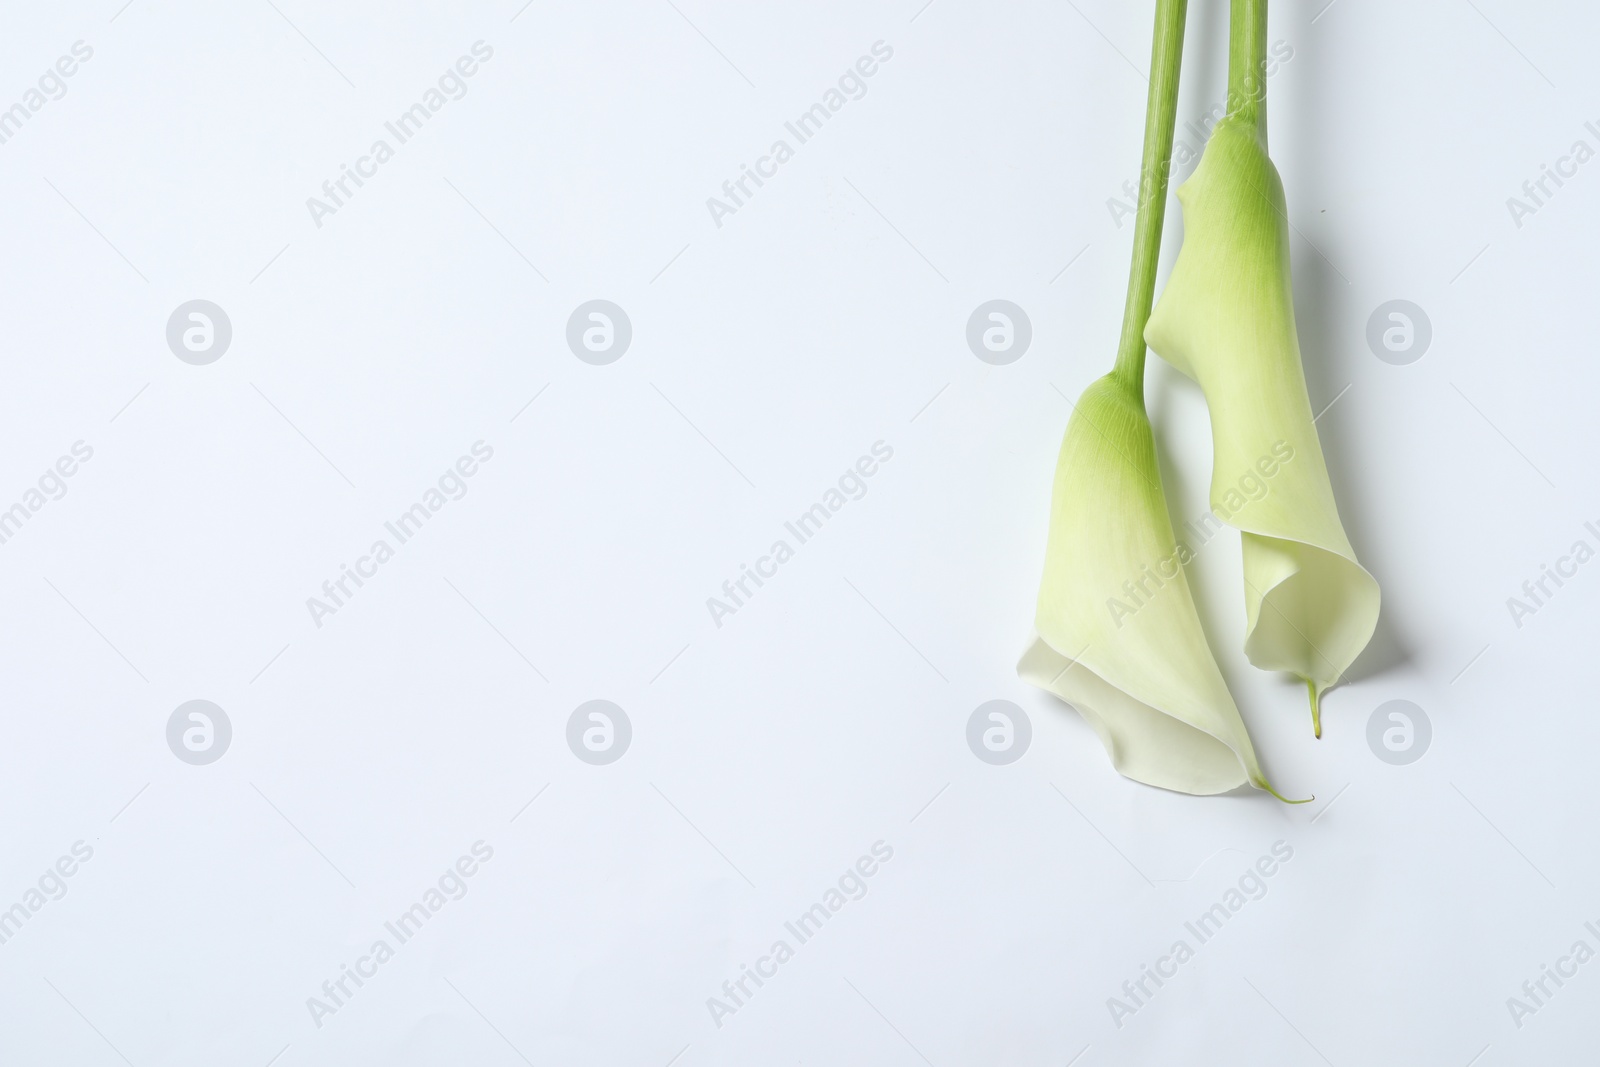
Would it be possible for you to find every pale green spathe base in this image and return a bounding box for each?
[1021,374,1269,796]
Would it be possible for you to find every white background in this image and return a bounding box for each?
[0,1,1595,1064]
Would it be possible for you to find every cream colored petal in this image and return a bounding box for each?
[1144,118,1380,725]
[1021,373,1275,796]
[1019,639,1247,795]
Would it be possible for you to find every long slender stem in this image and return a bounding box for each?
[1110,0,1188,394]
[1227,0,1268,135]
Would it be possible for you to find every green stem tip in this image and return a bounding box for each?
[1307,678,1322,739]
[1256,778,1314,805]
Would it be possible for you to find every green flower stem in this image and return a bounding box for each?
[1110,0,1188,394]
[1227,0,1268,135]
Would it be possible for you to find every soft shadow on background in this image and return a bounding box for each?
[1280,10,1412,688]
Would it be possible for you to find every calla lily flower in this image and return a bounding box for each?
[1143,102,1379,736]
[1020,373,1289,796]
[1019,0,1302,799]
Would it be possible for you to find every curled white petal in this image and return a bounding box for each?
[1021,375,1277,796]
[1145,118,1381,729]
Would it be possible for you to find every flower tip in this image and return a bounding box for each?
[1256,778,1314,805]
[1306,678,1322,739]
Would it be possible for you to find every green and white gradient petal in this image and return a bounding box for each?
[1144,117,1381,732]
[1020,374,1274,796]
